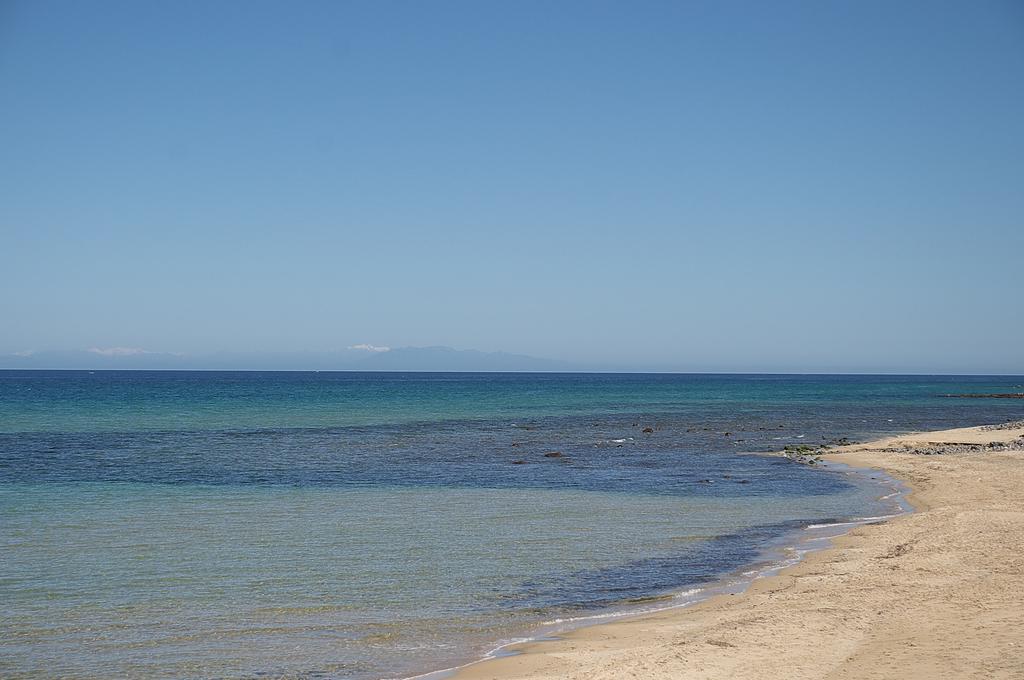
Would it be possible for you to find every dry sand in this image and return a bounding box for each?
[455,422,1024,680]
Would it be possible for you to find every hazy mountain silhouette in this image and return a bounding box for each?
[357,346,569,371]
[2,346,571,372]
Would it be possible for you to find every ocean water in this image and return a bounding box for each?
[1,371,1022,679]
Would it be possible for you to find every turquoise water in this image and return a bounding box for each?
[1,372,1022,678]
[4,371,1022,434]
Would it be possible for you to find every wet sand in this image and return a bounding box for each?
[455,422,1024,680]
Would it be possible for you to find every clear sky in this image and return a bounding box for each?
[2,1,1022,373]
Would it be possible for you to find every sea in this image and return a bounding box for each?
[1,371,1022,679]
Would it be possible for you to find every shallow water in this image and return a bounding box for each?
[1,371,1021,678]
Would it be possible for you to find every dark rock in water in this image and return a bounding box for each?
[543,451,563,458]
[724,432,731,436]
[511,460,527,465]
[642,427,654,433]
[941,393,1024,399]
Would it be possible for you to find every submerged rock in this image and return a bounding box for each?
[941,393,1024,399]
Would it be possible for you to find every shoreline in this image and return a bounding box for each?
[401,462,911,680]
[448,421,1024,680]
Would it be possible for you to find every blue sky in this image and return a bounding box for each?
[2,1,1023,372]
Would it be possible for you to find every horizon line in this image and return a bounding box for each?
[1,368,1022,377]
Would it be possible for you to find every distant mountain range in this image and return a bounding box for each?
[1,346,572,372]
[354,346,569,371]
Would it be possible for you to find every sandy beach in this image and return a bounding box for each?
[456,421,1024,680]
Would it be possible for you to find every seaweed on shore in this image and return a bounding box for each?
[781,444,826,465]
